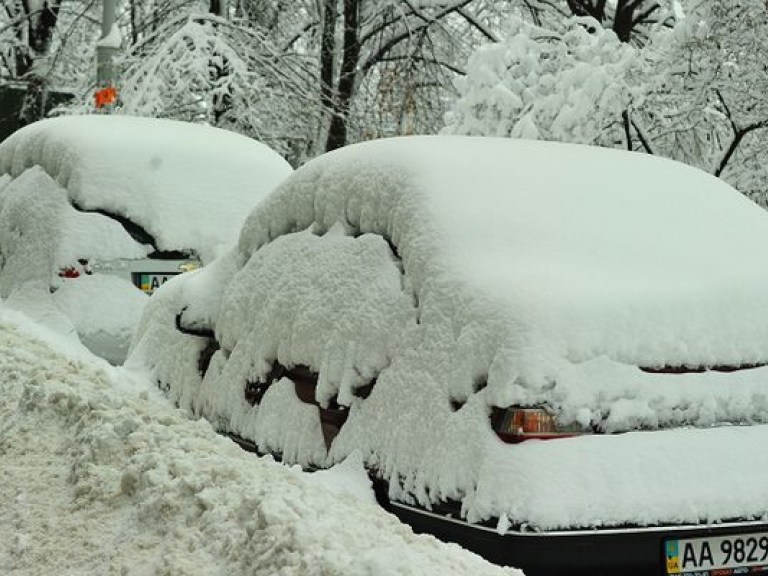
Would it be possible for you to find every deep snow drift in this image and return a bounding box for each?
[0,304,520,576]
[131,136,768,531]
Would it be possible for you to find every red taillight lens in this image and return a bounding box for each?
[58,267,80,279]
[492,407,584,443]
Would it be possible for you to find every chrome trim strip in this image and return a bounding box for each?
[389,501,768,537]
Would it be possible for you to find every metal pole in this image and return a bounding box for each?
[95,0,119,111]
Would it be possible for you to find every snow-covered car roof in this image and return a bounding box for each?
[130,136,768,532]
[0,115,293,262]
[239,136,768,371]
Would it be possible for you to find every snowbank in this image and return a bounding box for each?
[0,305,520,576]
[52,274,148,365]
[130,136,768,530]
[0,115,293,262]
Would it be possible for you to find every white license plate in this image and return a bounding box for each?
[666,532,768,574]
[135,273,177,294]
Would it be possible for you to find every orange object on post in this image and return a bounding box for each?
[94,86,118,108]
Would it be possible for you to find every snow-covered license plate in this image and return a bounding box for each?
[135,273,177,294]
[666,532,768,575]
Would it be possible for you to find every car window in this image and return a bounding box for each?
[72,202,194,260]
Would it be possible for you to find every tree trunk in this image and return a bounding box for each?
[130,0,140,45]
[613,0,649,43]
[209,1,232,124]
[320,0,337,113]
[209,0,225,17]
[325,0,360,151]
[715,122,767,177]
[567,0,607,23]
[12,0,62,79]
[28,1,61,54]
[566,0,661,44]
[18,0,63,126]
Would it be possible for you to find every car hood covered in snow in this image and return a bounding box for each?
[131,136,768,531]
[0,115,293,262]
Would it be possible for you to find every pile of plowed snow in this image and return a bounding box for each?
[0,306,520,576]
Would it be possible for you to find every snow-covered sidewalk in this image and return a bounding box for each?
[0,308,521,576]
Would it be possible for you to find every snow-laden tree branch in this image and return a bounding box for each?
[445,0,768,204]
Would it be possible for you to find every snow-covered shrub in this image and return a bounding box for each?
[444,16,640,147]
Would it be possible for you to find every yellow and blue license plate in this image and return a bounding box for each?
[666,532,768,575]
[134,273,176,294]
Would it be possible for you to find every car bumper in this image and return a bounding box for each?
[91,257,199,294]
[389,501,768,576]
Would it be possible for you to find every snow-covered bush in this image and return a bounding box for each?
[444,16,640,147]
[636,0,768,201]
[446,1,768,202]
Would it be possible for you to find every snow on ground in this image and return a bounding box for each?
[0,115,293,262]
[0,304,521,576]
[52,274,149,365]
[131,135,768,531]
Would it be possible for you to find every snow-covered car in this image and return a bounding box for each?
[129,136,768,575]
[0,115,292,364]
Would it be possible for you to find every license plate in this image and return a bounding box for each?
[666,532,768,574]
[135,273,177,294]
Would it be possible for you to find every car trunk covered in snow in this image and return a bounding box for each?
[130,136,768,533]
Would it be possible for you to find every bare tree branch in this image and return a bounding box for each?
[361,0,474,76]
[457,7,498,42]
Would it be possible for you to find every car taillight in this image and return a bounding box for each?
[58,266,80,279]
[491,407,585,443]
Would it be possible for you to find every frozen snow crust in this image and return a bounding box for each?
[130,136,768,530]
[0,307,518,576]
[0,114,293,262]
